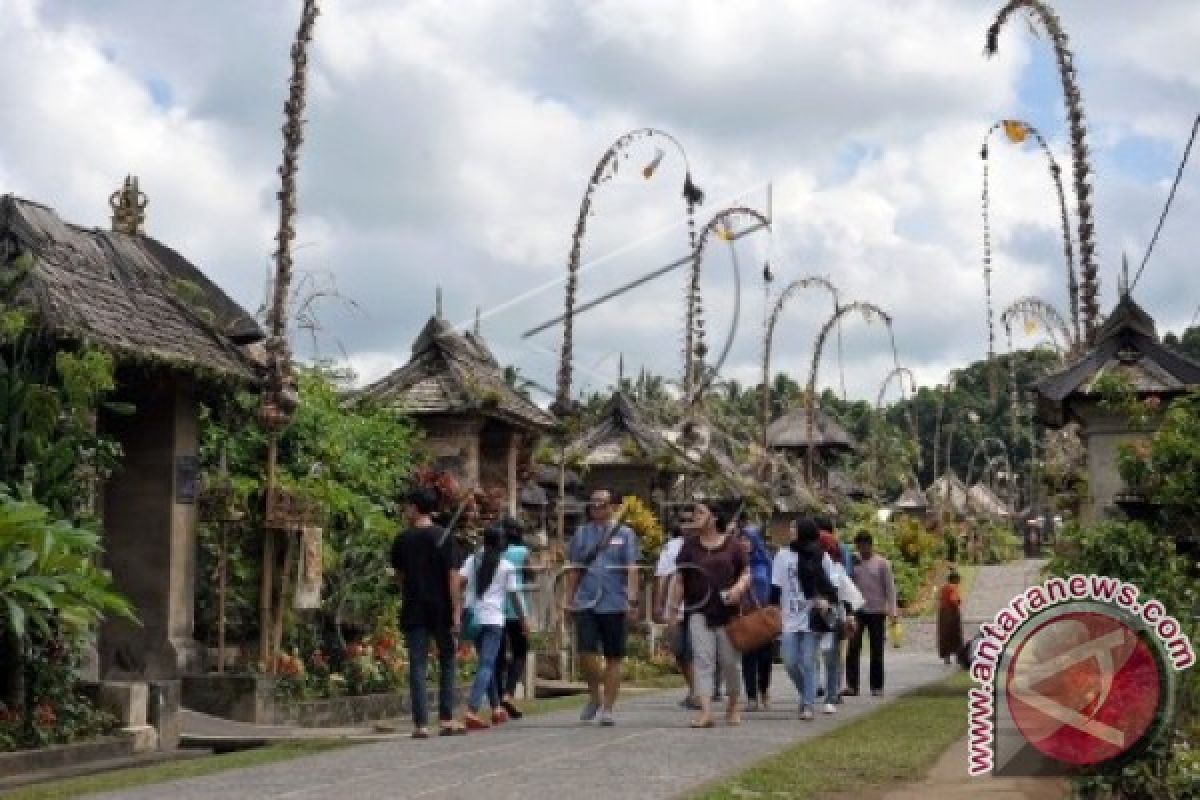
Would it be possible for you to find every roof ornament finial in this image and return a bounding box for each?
[435,286,443,319]
[473,306,481,336]
[1119,252,1131,297]
[109,175,147,235]
[618,352,625,384]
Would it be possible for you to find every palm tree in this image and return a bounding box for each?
[987,1,1100,344]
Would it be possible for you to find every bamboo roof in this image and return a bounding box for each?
[1036,292,1200,427]
[356,315,554,431]
[0,195,261,380]
[567,392,688,469]
[765,406,856,452]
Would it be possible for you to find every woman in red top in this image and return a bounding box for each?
[936,569,964,664]
[668,501,750,728]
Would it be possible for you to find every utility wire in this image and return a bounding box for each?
[1132,113,1200,290]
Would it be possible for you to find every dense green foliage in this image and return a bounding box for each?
[1049,389,1200,800]
[0,257,133,751]
[196,365,423,663]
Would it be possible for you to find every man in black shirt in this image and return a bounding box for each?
[390,486,463,738]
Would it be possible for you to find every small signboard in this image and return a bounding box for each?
[176,455,200,504]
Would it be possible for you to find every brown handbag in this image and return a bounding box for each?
[725,594,782,653]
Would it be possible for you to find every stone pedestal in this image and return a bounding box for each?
[98,372,204,680]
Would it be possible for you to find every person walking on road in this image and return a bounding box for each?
[493,516,531,719]
[459,524,529,731]
[738,518,774,711]
[773,518,839,720]
[654,524,699,709]
[390,486,463,739]
[565,488,640,727]
[844,531,898,698]
[937,569,964,665]
[669,500,750,728]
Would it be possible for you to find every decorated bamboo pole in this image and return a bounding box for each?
[803,301,893,485]
[760,275,838,454]
[988,1,1100,344]
[258,0,319,672]
[554,128,703,416]
[875,365,921,487]
[685,207,771,412]
[982,119,1081,349]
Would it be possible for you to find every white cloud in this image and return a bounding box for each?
[2,0,1197,407]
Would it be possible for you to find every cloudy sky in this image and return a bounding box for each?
[2,0,1197,406]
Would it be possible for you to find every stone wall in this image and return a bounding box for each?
[182,674,466,727]
[1073,400,1160,522]
[98,371,203,679]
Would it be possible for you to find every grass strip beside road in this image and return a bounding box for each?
[3,677,682,800]
[693,671,973,800]
[2,740,357,800]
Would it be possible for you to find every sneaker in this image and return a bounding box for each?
[821,703,837,715]
[580,700,600,722]
[871,689,883,697]
[598,711,615,727]
[799,707,815,721]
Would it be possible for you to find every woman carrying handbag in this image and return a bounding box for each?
[737,521,775,711]
[668,501,751,728]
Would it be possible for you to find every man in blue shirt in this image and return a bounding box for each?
[565,488,640,726]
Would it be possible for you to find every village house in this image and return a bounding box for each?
[355,304,554,517]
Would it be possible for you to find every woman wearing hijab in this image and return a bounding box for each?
[772,517,838,720]
[738,517,774,711]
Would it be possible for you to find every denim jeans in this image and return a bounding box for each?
[822,630,842,701]
[781,630,820,710]
[468,625,504,712]
[404,626,456,727]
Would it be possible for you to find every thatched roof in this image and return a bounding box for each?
[766,406,856,453]
[1036,292,1200,427]
[894,487,928,511]
[568,392,688,469]
[356,315,554,431]
[926,472,969,516]
[1,195,261,380]
[967,483,1009,518]
[827,469,869,500]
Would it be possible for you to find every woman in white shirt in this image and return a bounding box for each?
[772,518,838,720]
[459,524,528,731]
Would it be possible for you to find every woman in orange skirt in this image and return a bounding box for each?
[936,570,964,664]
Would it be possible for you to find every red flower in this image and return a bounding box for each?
[34,703,56,727]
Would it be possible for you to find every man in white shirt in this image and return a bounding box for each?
[653,527,698,709]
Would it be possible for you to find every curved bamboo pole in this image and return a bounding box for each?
[982,119,1082,352]
[1001,295,1072,464]
[555,128,702,415]
[988,1,1100,344]
[760,275,838,453]
[874,365,922,486]
[804,301,893,484]
[685,206,771,409]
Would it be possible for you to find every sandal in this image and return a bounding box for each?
[411,727,430,739]
[438,724,467,737]
[689,718,715,729]
[501,700,524,720]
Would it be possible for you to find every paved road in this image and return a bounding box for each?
[101,654,955,800]
[98,561,1047,800]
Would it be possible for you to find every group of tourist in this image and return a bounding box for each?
[653,498,900,727]
[389,484,906,737]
